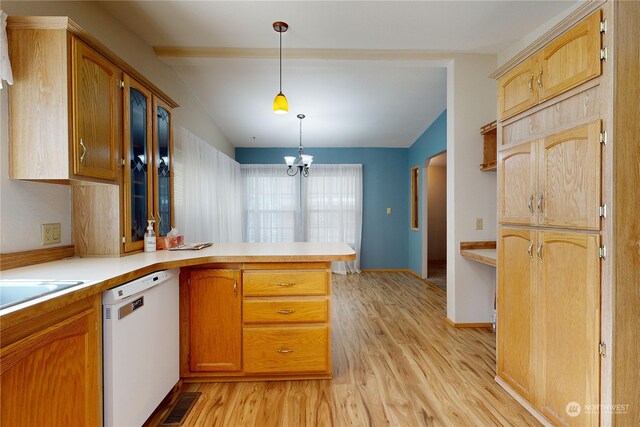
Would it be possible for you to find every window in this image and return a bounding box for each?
[411,166,419,230]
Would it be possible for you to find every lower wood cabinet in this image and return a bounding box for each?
[0,296,102,427]
[497,227,601,426]
[180,263,332,380]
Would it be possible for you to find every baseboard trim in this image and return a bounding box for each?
[0,245,75,271]
[444,317,493,328]
[495,376,553,427]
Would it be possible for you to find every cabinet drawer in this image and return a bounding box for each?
[244,298,328,324]
[243,326,329,374]
[243,271,328,296]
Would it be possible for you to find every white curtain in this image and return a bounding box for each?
[241,164,363,274]
[305,165,362,274]
[241,164,301,243]
[0,11,14,89]
[173,127,243,243]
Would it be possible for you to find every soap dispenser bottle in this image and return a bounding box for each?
[144,219,156,252]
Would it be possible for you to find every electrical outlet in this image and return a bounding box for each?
[41,223,61,245]
[475,218,483,230]
[386,207,392,215]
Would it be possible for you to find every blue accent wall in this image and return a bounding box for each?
[235,147,409,270]
[407,110,447,275]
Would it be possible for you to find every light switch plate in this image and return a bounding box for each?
[386,208,392,215]
[42,223,61,245]
[475,218,483,230]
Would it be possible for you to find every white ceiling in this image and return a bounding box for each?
[101,1,580,148]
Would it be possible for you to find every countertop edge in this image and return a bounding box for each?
[0,245,356,329]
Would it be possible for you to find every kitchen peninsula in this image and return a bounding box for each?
[0,242,355,426]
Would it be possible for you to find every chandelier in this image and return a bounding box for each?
[284,114,313,177]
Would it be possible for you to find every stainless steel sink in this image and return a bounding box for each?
[0,280,86,310]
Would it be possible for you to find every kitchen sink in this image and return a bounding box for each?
[0,280,86,310]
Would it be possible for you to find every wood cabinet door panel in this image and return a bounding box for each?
[0,309,100,427]
[497,227,536,402]
[123,75,153,253]
[537,231,600,427]
[498,57,538,120]
[189,269,242,372]
[539,121,601,229]
[498,141,537,225]
[538,10,602,102]
[72,37,120,181]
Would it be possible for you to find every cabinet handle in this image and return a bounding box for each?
[275,282,295,287]
[528,194,534,214]
[79,139,87,165]
[276,348,294,354]
[537,243,543,262]
[276,309,295,315]
[537,192,544,214]
[527,241,534,260]
[527,74,534,93]
[233,280,238,297]
[537,68,543,89]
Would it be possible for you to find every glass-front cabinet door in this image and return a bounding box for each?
[153,97,173,237]
[123,76,153,252]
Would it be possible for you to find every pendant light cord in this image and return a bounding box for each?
[279,31,283,93]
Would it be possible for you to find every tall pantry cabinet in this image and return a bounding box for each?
[494,2,640,426]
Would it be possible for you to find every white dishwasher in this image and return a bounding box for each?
[103,269,179,427]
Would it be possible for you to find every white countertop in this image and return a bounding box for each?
[0,242,355,318]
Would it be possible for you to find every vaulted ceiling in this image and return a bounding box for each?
[101,1,580,148]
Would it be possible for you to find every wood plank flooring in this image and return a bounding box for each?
[148,272,539,427]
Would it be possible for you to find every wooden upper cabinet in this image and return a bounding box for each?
[496,10,603,121]
[497,227,536,403]
[536,231,600,427]
[71,38,121,181]
[187,270,242,373]
[538,10,602,102]
[498,57,538,121]
[498,141,537,225]
[538,121,601,230]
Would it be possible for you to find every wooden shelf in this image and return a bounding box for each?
[460,241,496,267]
[480,121,497,172]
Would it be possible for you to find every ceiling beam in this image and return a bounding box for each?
[153,46,453,61]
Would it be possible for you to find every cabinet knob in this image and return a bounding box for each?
[233,280,238,297]
[537,192,544,214]
[275,282,295,287]
[537,243,543,262]
[276,309,295,315]
[276,348,294,354]
[528,74,534,93]
[537,68,544,89]
[527,241,534,260]
[79,139,87,165]
[528,194,535,215]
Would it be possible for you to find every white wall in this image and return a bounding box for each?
[446,54,498,324]
[497,1,584,66]
[427,163,446,261]
[0,1,232,253]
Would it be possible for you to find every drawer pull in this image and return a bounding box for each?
[275,282,295,287]
[276,347,294,354]
[276,309,295,315]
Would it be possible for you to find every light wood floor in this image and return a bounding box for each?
[148,272,539,427]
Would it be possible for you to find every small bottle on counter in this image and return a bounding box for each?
[144,219,156,252]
